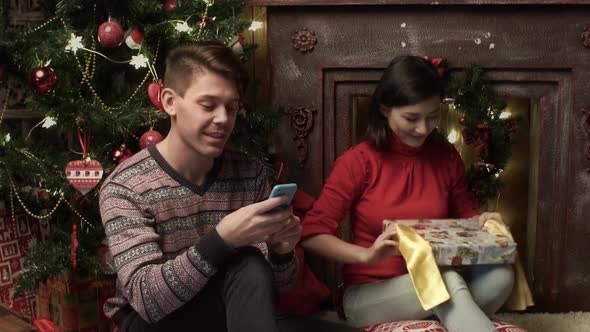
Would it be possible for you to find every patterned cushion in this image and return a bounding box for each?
[364,320,527,332]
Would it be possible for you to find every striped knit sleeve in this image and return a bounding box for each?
[255,164,299,292]
[99,181,233,323]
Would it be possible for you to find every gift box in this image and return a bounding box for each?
[383,218,517,266]
[37,271,116,332]
[0,199,42,318]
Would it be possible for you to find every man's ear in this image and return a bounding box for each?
[161,88,177,117]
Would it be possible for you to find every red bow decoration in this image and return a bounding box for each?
[423,56,446,78]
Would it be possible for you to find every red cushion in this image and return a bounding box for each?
[364,320,526,332]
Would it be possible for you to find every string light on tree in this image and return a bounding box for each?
[175,21,191,33]
[130,54,149,69]
[249,21,263,31]
[499,111,512,119]
[447,129,459,144]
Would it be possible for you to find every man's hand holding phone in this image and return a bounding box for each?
[215,184,301,253]
[264,184,301,255]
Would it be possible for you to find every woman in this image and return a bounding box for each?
[301,56,514,332]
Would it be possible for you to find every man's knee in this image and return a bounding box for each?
[224,247,274,290]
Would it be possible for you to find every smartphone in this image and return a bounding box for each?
[266,183,297,213]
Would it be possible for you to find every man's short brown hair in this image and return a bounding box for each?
[163,41,249,97]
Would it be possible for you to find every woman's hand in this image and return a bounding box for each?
[476,212,504,229]
[360,228,400,264]
[266,213,302,255]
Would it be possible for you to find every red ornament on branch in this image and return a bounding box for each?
[459,116,466,125]
[112,145,133,164]
[29,67,58,94]
[125,27,144,50]
[163,0,179,12]
[231,33,245,56]
[148,79,165,112]
[139,130,164,149]
[0,64,4,83]
[65,160,104,195]
[98,21,124,48]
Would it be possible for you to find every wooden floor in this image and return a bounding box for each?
[0,304,35,332]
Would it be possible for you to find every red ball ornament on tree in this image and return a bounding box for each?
[0,64,5,83]
[163,0,179,12]
[231,33,245,56]
[148,79,165,112]
[112,145,133,164]
[139,130,164,149]
[98,21,124,48]
[459,116,465,125]
[125,27,144,50]
[29,67,58,94]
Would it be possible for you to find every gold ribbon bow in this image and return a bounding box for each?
[396,224,450,310]
[484,219,534,310]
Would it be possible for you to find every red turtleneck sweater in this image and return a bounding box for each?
[301,133,480,286]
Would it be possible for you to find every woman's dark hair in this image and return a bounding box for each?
[366,55,444,151]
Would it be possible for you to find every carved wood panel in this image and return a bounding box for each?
[266,4,590,312]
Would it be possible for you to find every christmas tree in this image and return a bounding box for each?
[0,0,281,296]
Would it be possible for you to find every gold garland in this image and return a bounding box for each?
[9,178,93,229]
[59,18,159,113]
[0,88,8,127]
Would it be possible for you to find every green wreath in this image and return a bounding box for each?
[448,65,519,204]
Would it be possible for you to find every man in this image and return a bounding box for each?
[99,41,361,332]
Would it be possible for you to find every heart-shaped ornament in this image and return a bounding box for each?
[147,79,165,113]
[65,160,104,195]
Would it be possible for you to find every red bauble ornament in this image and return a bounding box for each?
[65,160,104,195]
[98,21,124,48]
[0,64,4,83]
[199,15,214,28]
[125,27,144,50]
[163,0,179,12]
[148,79,165,112]
[231,33,245,56]
[476,122,489,130]
[139,130,164,149]
[459,116,465,125]
[29,67,58,94]
[112,145,133,164]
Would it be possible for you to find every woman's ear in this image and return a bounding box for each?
[379,104,391,118]
[161,88,176,117]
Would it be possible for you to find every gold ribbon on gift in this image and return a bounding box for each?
[396,224,450,310]
[483,219,535,310]
[396,220,534,311]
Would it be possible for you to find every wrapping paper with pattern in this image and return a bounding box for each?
[383,219,517,266]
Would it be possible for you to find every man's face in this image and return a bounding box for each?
[166,70,240,159]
